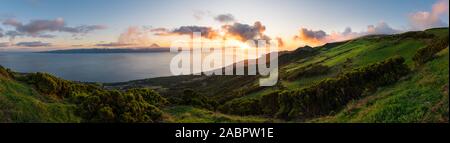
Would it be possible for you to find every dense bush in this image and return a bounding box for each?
[275,56,410,119]
[126,88,168,107]
[73,89,164,123]
[180,89,218,110]
[218,90,282,116]
[413,37,449,66]
[259,91,282,115]
[0,66,12,79]
[20,72,96,98]
[22,72,70,96]
[396,31,435,39]
[64,84,103,99]
[219,97,262,115]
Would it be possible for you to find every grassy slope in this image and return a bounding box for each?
[0,76,80,123]
[233,34,428,100]
[218,28,448,122]
[163,106,276,123]
[312,48,448,123]
[307,28,449,123]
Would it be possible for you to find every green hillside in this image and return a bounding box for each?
[312,28,449,123]
[0,68,80,123]
[1,28,448,123]
[164,106,276,123]
[313,47,448,123]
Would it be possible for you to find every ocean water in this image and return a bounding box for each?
[0,51,254,83]
[0,52,182,82]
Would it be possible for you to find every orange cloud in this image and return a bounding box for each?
[118,26,152,45]
[276,37,284,47]
[293,28,328,47]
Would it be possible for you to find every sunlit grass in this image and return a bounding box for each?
[0,77,80,123]
[163,106,275,123]
[311,48,448,123]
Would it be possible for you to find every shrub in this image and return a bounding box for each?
[180,89,218,110]
[218,90,283,116]
[397,31,435,39]
[413,37,449,66]
[126,88,169,107]
[0,66,15,79]
[219,98,262,115]
[260,91,282,115]
[75,90,164,123]
[24,72,66,95]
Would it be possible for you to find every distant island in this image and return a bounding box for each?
[39,48,170,54]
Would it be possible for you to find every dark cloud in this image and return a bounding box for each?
[1,18,106,40]
[0,42,10,47]
[61,25,107,34]
[222,21,269,41]
[293,28,328,46]
[4,18,65,34]
[2,18,21,27]
[214,14,235,23]
[295,28,327,40]
[155,26,219,39]
[35,34,56,38]
[4,30,24,41]
[172,26,215,35]
[15,41,51,47]
[150,27,169,33]
[152,21,272,43]
[293,27,359,46]
[342,27,352,35]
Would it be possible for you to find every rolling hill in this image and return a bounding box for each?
[1,27,448,123]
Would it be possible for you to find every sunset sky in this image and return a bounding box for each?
[0,0,448,51]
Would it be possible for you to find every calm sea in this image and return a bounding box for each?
[0,52,185,82]
[0,51,252,83]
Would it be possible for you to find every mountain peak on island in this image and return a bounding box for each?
[150,43,160,48]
